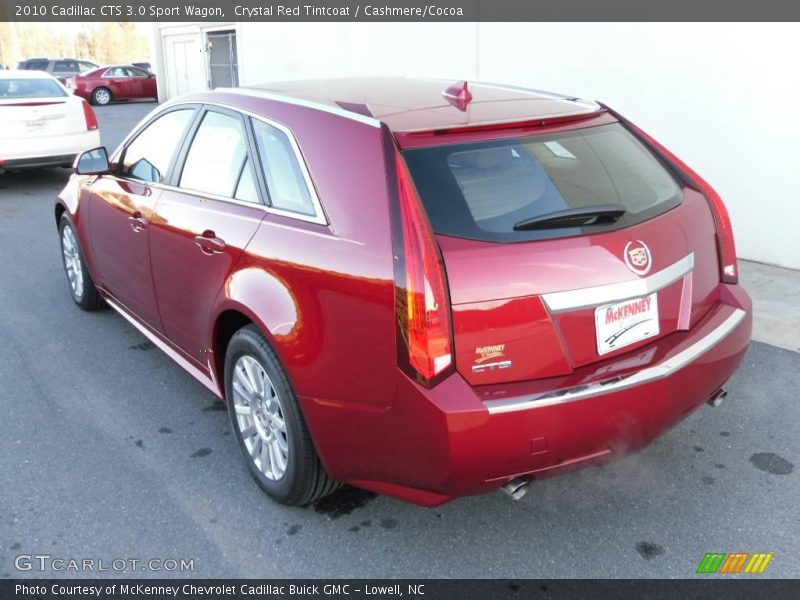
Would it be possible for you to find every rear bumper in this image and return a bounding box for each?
[0,130,100,168]
[302,284,752,506]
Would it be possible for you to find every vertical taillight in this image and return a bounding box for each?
[606,106,738,284]
[81,100,99,131]
[394,153,454,387]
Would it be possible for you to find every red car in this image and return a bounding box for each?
[55,78,751,507]
[66,65,158,105]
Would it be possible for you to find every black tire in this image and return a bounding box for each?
[58,215,103,311]
[225,325,340,506]
[92,87,111,105]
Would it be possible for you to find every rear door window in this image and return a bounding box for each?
[179,110,251,199]
[402,123,683,242]
[53,60,78,74]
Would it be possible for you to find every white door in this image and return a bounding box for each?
[164,34,206,99]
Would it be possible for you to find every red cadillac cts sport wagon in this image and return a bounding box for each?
[55,78,752,506]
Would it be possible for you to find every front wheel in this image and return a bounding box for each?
[59,215,103,311]
[92,87,111,105]
[225,325,340,506]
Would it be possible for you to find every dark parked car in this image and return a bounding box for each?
[55,78,752,507]
[17,57,98,84]
[66,65,158,105]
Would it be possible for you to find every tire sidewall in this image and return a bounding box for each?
[224,328,310,505]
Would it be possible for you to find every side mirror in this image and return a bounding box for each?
[74,147,110,175]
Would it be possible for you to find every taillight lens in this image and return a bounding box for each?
[394,153,454,386]
[618,115,738,283]
[81,100,99,131]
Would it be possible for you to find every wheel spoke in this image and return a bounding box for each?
[240,425,257,439]
[271,413,286,432]
[234,365,257,398]
[271,439,286,474]
[234,403,250,416]
[275,432,288,453]
[250,436,262,460]
[242,359,262,397]
[261,444,275,477]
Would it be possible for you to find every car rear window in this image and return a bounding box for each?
[0,78,67,98]
[402,123,683,242]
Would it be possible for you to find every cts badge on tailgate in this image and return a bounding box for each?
[595,293,659,355]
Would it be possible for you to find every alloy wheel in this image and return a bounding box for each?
[61,225,84,300]
[231,354,290,480]
[94,89,110,105]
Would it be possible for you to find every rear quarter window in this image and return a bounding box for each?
[402,123,683,242]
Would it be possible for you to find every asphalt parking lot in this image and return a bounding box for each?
[0,102,798,579]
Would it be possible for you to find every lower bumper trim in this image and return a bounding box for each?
[483,308,746,415]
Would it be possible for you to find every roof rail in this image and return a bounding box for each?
[215,87,382,128]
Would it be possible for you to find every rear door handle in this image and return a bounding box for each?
[194,231,226,255]
[128,211,147,232]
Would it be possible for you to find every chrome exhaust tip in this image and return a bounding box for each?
[500,478,530,501]
[707,388,727,408]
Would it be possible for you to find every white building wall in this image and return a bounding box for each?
[156,22,800,269]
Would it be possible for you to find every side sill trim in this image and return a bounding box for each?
[542,253,694,313]
[104,296,222,399]
[483,308,746,415]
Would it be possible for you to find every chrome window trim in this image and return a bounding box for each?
[217,87,382,128]
[542,253,695,313]
[483,308,746,415]
[102,68,128,78]
[112,100,329,226]
[202,101,328,225]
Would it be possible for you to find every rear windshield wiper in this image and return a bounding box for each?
[513,203,627,231]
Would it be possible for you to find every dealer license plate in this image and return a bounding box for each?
[594,293,659,355]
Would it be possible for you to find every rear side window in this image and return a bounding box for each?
[252,119,317,217]
[0,78,66,98]
[402,123,683,242]
[120,109,194,184]
[180,111,251,199]
[23,60,49,71]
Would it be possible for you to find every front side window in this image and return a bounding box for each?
[106,67,127,77]
[119,109,194,184]
[252,119,317,217]
[179,111,252,199]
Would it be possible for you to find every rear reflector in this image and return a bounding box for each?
[605,105,738,284]
[394,153,454,386]
[81,100,99,131]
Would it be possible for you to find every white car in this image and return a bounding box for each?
[0,70,101,172]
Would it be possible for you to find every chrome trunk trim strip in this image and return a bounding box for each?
[542,253,695,313]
